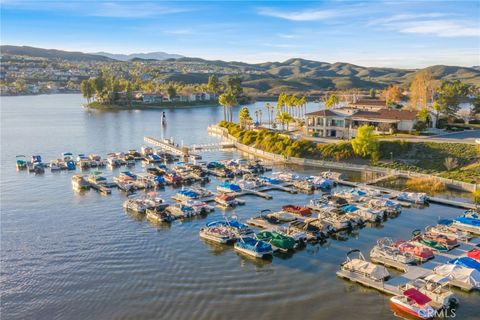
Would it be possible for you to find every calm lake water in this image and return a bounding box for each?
[1,94,478,320]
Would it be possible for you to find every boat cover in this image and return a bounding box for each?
[448,257,480,272]
[468,249,480,261]
[454,217,480,227]
[342,204,358,212]
[343,258,390,281]
[403,288,431,305]
[434,264,480,288]
[437,219,453,226]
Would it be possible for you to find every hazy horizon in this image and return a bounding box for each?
[1,1,479,68]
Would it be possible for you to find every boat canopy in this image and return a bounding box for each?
[403,288,431,306]
[468,249,480,261]
[438,219,453,226]
[434,264,480,288]
[342,204,358,213]
[343,258,390,281]
[448,257,480,272]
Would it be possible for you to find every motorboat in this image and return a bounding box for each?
[390,288,436,319]
[166,203,198,218]
[267,211,297,223]
[123,198,148,214]
[271,171,299,182]
[16,155,27,170]
[448,257,480,272]
[289,220,326,241]
[71,174,90,190]
[141,146,154,156]
[146,206,174,223]
[234,237,273,259]
[410,230,448,252]
[366,198,401,215]
[370,238,416,267]
[341,204,383,223]
[246,211,283,229]
[397,192,428,204]
[293,180,314,192]
[164,172,183,185]
[173,189,201,201]
[206,220,253,236]
[425,222,471,243]
[237,176,264,190]
[303,217,334,235]
[217,182,242,193]
[403,276,458,309]
[282,205,311,217]
[259,176,282,185]
[422,232,458,250]
[214,193,239,207]
[317,209,352,231]
[275,226,307,244]
[394,240,434,262]
[307,176,335,189]
[255,231,296,252]
[199,226,237,244]
[50,160,62,171]
[339,249,390,281]
[181,200,214,214]
[452,212,480,234]
[433,264,480,291]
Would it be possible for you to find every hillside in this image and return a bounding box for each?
[2,45,479,93]
[0,45,113,62]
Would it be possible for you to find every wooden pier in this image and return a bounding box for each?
[144,136,202,160]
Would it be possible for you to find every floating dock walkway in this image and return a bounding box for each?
[144,136,202,160]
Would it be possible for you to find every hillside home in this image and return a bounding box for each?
[305,108,418,138]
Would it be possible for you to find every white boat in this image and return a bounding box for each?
[267,211,297,223]
[402,277,459,309]
[271,171,299,182]
[199,226,236,244]
[71,174,90,190]
[146,208,174,223]
[366,198,401,215]
[275,226,307,243]
[390,288,436,319]
[50,160,61,171]
[370,238,416,268]
[181,200,214,214]
[293,180,314,192]
[123,198,147,213]
[397,192,428,204]
[433,264,480,291]
[340,249,390,281]
[425,224,471,243]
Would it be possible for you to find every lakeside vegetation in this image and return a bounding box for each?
[218,121,480,184]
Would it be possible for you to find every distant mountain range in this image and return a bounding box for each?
[1,45,479,92]
[90,51,184,61]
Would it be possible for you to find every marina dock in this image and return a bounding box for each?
[144,136,202,160]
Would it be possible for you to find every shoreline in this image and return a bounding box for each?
[84,101,221,110]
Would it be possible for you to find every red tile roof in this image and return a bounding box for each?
[305,109,342,117]
[350,99,387,106]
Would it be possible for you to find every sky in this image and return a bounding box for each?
[1,0,479,68]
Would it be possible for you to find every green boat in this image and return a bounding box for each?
[16,155,27,170]
[255,231,296,252]
[411,229,448,252]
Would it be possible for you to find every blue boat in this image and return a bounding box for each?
[342,204,358,213]
[259,176,282,185]
[234,237,273,258]
[454,216,480,227]
[217,182,242,193]
[66,160,76,170]
[176,189,200,199]
[449,257,480,272]
[120,171,137,179]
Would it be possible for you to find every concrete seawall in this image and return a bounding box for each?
[207,125,479,193]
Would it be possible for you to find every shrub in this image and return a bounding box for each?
[405,177,446,194]
[473,190,480,204]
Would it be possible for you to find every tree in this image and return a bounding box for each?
[457,107,473,124]
[298,96,307,117]
[435,80,470,120]
[226,76,243,99]
[207,75,221,94]
[265,102,275,128]
[369,88,376,99]
[381,85,402,105]
[276,112,293,130]
[409,70,435,110]
[472,90,480,117]
[239,107,252,129]
[324,94,339,109]
[417,107,430,123]
[218,92,237,122]
[167,85,177,99]
[80,79,94,103]
[351,125,379,158]
[431,101,442,128]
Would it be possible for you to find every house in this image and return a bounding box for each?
[142,93,164,103]
[305,107,418,138]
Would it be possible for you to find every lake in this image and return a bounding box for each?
[1,94,478,320]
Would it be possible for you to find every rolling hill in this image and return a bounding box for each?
[0,45,114,62]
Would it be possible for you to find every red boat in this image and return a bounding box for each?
[468,248,480,261]
[394,240,434,262]
[214,193,237,207]
[282,205,311,217]
[164,173,182,185]
[390,288,435,319]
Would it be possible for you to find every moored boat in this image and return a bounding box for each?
[394,240,434,262]
[397,192,428,204]
[255,231,296,252]
[282,205,311,217]
[217,181,242,193]
[199,226,237,244]
[390,288,436,319]
[370,238,416,269]
[339,249,390,281]
[16,155,27,170]
[234,237,273,258]
[410,230,448,252]
[71,174,90,190]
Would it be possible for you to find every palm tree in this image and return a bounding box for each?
[324,94,339,109]
[265,102,275,128]
[276,112,293,130]
[218,92,237,122]
[239,106,251,129]
[298,96,307,117]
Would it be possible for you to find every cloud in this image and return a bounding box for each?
[371,13,479,37]
[257,7,343,21]
[89,2,190,18]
